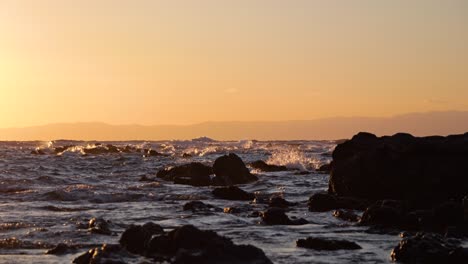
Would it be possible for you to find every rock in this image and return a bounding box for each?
[432,201,464,229]
[157,162,213,187]
[223,207,239,214]
[182,153,192,158]
[73,244,133,264]
[333,210,361,222]
[390,232,464,263]
[359,200,406,228]
[145,225,272,264]
[213,153,258,185]
[183,201,218,212]
[46,243,77,255]
[119,222,164,254]
[308,193,338,212]
[269,196,297,208]
[249,160,288,172]
[88,218,112,235]
[144,149,164,157]
[296,237,361,251]
[261,208,308,225]
[212,186,255,201]
[329,132,468,202]
[316,163,332,173]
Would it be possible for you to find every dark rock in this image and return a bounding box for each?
[46,243,77,255]
[261,208,308,225]
[329,132,468,202]
[157,162,213,187]
[183,201,217,212]
[250,160,288,172]
[88,218,112,235]
[73,244,132,264]
[182,153,192,158]
[359,200,406,228]
[119,222,164,254]
[146,225,272,264]
[269,196,297,208]
[308,193,338,212]
[297,237,361,251]
[333,210,361,222]
[212,186,255,201]
[316,163,332,173]
[294,171,312,175]
[213,153,258,185]
[144,149,164,157]
[390,233,464,263]
[223,207,239,214]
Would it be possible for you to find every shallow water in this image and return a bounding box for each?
[0,139,402,263]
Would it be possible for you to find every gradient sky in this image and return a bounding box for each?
[0,0,467,128]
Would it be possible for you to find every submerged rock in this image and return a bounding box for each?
[157,162,213,187]
[329,132,468,202]
[250,160,288,172]
[297,237,361,251]
[390,232,466,263]
[261,208,308,225]
[212,186,255,201]
[213,153,258,185]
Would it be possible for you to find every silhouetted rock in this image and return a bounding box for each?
[119,223,164,254]
[261,208,308,225]
[116,224,272,263]
[329,132,468,202]
[359,200,406,228]
[212,186,255,201]
[269,196,297,208]
[297,237,361,251]
[316,163,332,173]
[54,145,74,154]
[213,153,258,185]
[390,233,465,263]
[250,160,288,172]
[308,193,369,212]
[157,162,213,187]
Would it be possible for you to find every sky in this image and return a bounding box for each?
[0,0,467,128]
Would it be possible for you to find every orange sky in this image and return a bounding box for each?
[0,0,467,128]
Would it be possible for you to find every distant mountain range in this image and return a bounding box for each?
[1,111,467,141]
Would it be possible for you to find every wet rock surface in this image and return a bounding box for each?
[250,160,288,172]
[212,186,255,201]
[76,224,273,264]
[157,162,213,186]
[297,237,362,251]
[261,208,308,225]
[213,153,258,185]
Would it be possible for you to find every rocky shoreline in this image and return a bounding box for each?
[38,132,468,263]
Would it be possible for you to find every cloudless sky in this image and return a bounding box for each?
[0,0,467,128]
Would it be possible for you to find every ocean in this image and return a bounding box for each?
[0,139,400,263]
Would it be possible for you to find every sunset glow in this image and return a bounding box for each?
[0,0,467,130]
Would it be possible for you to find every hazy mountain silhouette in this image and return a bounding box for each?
[1,111,467,141]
